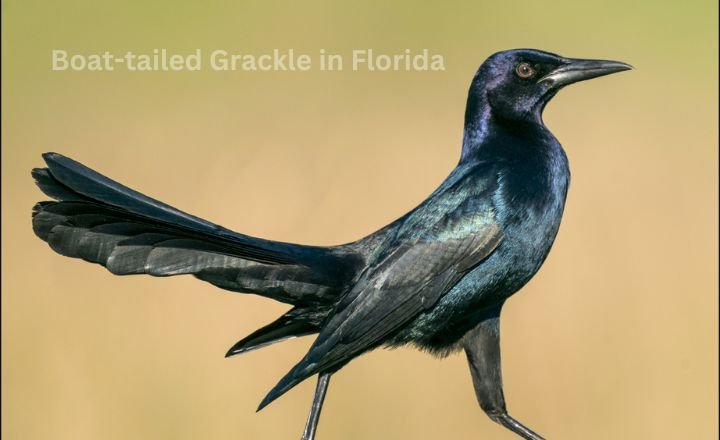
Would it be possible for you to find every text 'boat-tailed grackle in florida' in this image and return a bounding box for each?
[32,49,631,440]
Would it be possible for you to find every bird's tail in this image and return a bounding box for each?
[32,152,361,353]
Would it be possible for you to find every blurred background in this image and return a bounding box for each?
[2,0,717,439]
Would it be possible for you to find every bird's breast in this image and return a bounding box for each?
[495,147,570,281]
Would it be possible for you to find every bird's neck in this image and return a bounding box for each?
[460,92,493,160]
[460,94,547,163]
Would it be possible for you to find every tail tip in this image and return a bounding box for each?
[255,366,308,412]
[42,151,61,160]
[225,346,245,358]
[225,339,257,358]
[31,167,45,179]
[256,393,275,413]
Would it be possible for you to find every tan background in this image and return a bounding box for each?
[2,0,717,439]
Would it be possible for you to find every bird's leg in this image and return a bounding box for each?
[463,307,545,440]
[301,372,332,440]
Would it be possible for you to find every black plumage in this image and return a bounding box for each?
[31,48,631,440]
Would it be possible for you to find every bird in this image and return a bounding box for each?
[31,48,631,440]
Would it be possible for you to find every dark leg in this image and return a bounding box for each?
[462,306,545,440]
[301,373,332,440]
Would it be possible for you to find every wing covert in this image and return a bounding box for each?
[259,163,504,409]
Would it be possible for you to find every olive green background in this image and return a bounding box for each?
[2,1,717,439]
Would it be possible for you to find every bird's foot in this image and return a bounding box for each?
[488,411,545,440]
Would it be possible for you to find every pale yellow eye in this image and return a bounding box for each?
[515,62,535,78]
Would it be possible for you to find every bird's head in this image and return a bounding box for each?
[465,48,632,126]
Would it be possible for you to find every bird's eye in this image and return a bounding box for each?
[515,62,535,79]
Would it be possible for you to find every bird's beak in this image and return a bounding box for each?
[538,58,633,88]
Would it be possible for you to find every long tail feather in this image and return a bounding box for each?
[32,153,360,305]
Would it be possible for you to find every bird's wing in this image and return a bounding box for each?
[259,163,503,408]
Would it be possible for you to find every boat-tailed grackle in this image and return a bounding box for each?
[31,49,631,439]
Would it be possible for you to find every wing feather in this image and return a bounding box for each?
[259,163,504,409]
